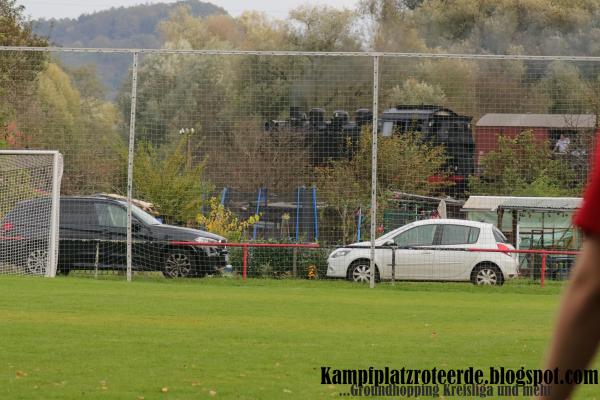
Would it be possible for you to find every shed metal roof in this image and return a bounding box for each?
[498,197,582,212]
[462,196,510,211]
[462,196,582,212]
[476,114,596,129]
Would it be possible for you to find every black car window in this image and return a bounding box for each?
[5,199,51,226]
[60,200,97,226]
[95,203,127,228]
[440,225,480,245]
[393,224,436,247]
[437,121,450,141]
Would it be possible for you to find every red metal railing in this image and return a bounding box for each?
[170,241,577,287]
[169,241,320,280]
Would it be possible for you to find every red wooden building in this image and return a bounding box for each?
[474,113,597,165]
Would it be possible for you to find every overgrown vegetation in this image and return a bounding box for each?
[3,0,600,244]
[196,197,259,242]
[470,130,578,196]
[316,128,447,243]
[132,135,213,225]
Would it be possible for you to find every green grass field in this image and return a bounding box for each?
[0,276,598,399]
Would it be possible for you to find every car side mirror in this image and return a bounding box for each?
[383,239,395,247]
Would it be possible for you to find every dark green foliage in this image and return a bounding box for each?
[469,130,578,196]
[0,0,48,130]
[132,137,213,225]
[227,239,330,279]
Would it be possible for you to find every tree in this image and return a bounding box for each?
[359,0,427,52]
[537,62,592,114]
[470,130,576,196]
[205,120,311,193]
[65,64,107,99]
[11,62,124,194]
[119,50,235,145]
[286,5,363,52]
[0,0,48,138]
[0,0,47,88]
[358,0,600,120]
[196,197,259,242]
[385,78,446,107]
[33,1,226,97]
[132,136,213,225]
[315,157,367,244]
[316,128,447,243]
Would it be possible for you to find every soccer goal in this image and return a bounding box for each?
[0,150,63,277]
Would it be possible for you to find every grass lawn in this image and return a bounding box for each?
[0,276,597,399]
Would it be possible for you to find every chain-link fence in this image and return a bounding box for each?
[0,47,596,284]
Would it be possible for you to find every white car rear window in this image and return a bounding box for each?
[440,225,480,245]
[493,227,510,243]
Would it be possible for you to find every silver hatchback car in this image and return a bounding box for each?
[326,219,518,285]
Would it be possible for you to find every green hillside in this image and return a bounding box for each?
[33,0,226,48]
[31,0,227,97]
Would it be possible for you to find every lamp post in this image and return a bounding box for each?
[179,127,194,170]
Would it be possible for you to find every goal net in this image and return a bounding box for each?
[0,150,63,277]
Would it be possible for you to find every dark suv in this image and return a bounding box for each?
[0,196,228,277]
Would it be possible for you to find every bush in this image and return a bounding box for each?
[227,239,330,279]
[133,137,213,225]
[197,197,259,242]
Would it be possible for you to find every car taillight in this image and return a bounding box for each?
[497,243,512,255]
[1,222,13,232]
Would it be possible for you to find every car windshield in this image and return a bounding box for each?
[378,222,417,242]
[118,201,162,225]
[132,204,162,225]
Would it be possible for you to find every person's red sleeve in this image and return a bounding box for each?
[574,140,600,236]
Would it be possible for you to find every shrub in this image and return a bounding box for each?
[227,239,330,279]
[197,197,259,242]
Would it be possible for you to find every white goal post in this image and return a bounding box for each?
[0,150,63,277]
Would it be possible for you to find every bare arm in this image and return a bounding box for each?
[540,235,600,399]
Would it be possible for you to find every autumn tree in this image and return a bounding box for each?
[385,78,447,107]
[360,0,600,119]
[0,0,48,141]
[470,130,577,196]
[0,0,47,79]
[7,61,124,194]
[316,128,447,243]
[205,120,310,193]
[286,5,362,52]
[132,136,213,225]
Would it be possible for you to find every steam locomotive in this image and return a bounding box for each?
[265,107,373,165]
[265,105,475,193]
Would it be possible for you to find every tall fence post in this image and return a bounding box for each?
[126,52,139,283]
[369,54,380,289]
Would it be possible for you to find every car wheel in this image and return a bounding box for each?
[163,251,193,278]
[471,264,504,286]
[25,249,47,275]
[347,260,379,283]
